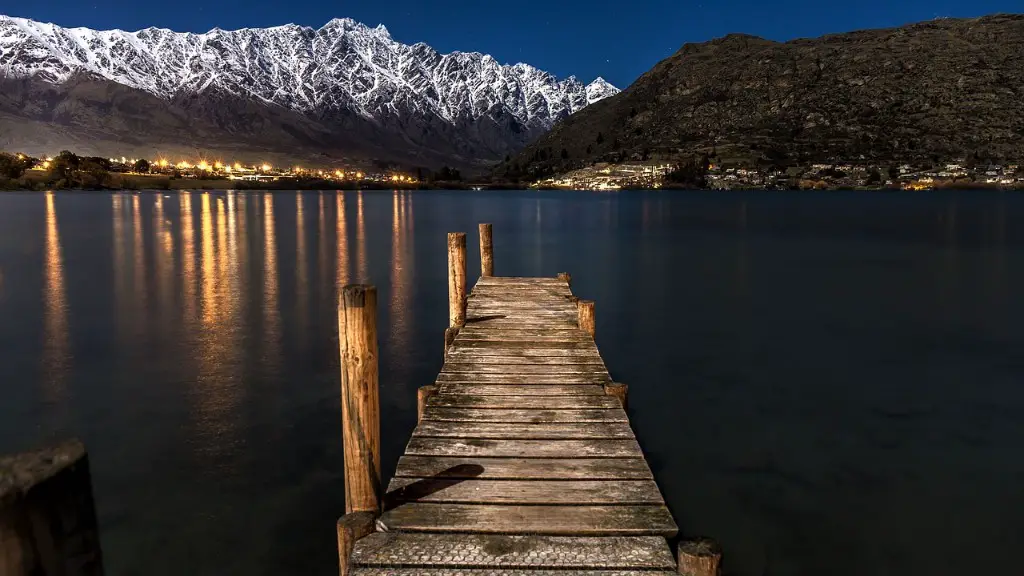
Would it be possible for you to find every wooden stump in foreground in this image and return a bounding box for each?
[0,439,105,576]
[677,538,722,576]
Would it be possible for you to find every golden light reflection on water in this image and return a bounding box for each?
[390,191,414,352]
[336,193,350,293]
[132,195,147,325]
[154,195,174,324]
[42,192,68,400]
[296,193,309,345]
[263,193,281,356]
[201,193,218,324]
[112,195,127,337]
[356,191,368,282]
[180,192,197,323]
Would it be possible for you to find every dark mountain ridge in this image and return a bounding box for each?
[499,14,1024,178]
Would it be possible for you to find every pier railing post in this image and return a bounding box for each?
[445,232,467,354]
[0,439,105,576]
[677,538,723,576]
[479,223,493,277]
[577,299,595,336]
[557,272,572,286]
[338,284,381,515]
[417,385,437,423]
[605,382,628,410]
[336,512,374,576]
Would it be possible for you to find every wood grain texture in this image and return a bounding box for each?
[422,407,628,422]
[394,456,654,480]
[440,363,608,374]
[436,373,611,385]
[448,232,467,327]
[412,421,635,439]
[427,394,621,409]
[351,533,675,569]
[385,478,665,505]
[433,384,605,396]
[378,503,677,537]
[404,437,642,458]
[479,223,493,277]
[338,284,381,515]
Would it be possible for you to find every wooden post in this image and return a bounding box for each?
[443,327,460,357]
[557,272,572,286]
[677,538,722,576]
[417,385,437,423]
[336,512,375,576]
[605,382,628,410]
[577,299,595,336]
[0,439,104,576]
[447,232,467,328]
[338,284,381,515]
[479,223,493,277]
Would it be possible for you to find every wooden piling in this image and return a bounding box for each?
[338,284,381,515]
[479,223,493,277]
[577,299,595,336]
[0,439,104,576]
[605,382,628,410]
[677,538,723,576]
[336,512,375,576]
[447,233,467,328]
[443,327,460,357]
[417,385,437,423]
[557,272,572,286]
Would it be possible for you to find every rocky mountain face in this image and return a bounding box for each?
[0,15,617,168]
[499,14,1024,178]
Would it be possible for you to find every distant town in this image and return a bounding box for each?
[3,149,1024,192]
[534,160,1024,191]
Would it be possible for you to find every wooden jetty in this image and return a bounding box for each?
[0,223,721,576]
[336,224,722,576]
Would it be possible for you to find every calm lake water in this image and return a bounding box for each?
[1,189,1022,576]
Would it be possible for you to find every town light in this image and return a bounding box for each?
[214,161,224,170]
[335,170,344,178]
[198,160,210,171]
[233,162,243,171]
[261,164,271,172]
[356,172,363,179]
[158,159,169,168]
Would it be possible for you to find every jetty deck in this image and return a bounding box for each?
[343,270,681,575]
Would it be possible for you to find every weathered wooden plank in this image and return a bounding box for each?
[404,437,641,458]
[428,394,621,409]
[456,333,589,342]
[475,277,566,284]
[434,384,604,396]
[447,349,603,358]
[456,328,586,336]
[439,356,606,366]
[422,407,628,423]
[385,478,664,506]
[441,363,608,374]
[378,503,678,537]
[455,340,596,350]
[394,456,653,480]
[436,373,611,385]
[412,421,635,440]
[353,569,676,576]
[464,321,580,330]
[351,533,675,569]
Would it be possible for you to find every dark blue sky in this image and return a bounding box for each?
[6,0,1019,88]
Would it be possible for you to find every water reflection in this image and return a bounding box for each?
[318,193,328,303]
[336,193,350,292]
[180,193,197,323]
[390,191,413,354]
[154,195,174,324]
[263,193,281,367]
[42,192,68,400]
[132,195,147,330]
[296,193,309,346]
[356,191,368,283]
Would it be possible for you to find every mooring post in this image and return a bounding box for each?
[338,284,381,515]
[445,232,467,354]
[417,385,438,423]
[336,512,375,576]
[0,439,105,576]
[557,272,572,286]
[677,538,723,576]
[605,382,628,410]
[479,223,493,277]
[577,299,595,336]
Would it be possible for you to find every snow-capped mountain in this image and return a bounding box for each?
[0,15,618,165]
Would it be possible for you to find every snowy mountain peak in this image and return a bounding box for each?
[0,14,621,161]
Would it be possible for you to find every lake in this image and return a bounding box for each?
[0,189,1021,576]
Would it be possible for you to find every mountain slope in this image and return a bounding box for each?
[499,14,1024,177]
[0,15,618,167]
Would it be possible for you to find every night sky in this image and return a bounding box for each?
[5,0,1020,88]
